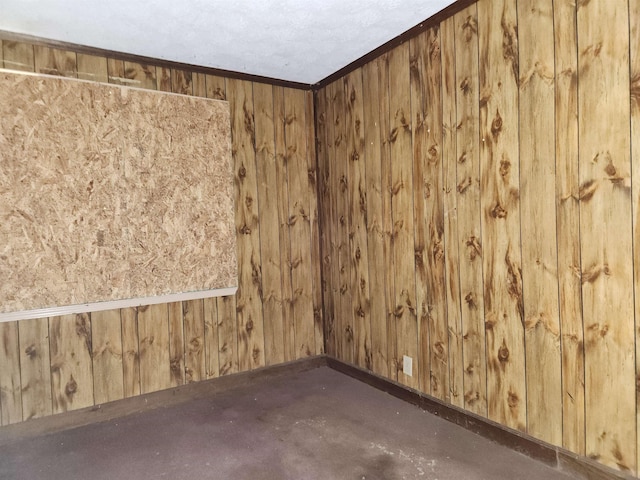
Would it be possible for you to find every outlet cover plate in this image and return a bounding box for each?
[403,355,413,377]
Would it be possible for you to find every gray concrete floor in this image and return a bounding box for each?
[0,366,578,480]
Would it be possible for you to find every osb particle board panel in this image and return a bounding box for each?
[0,69,236,318]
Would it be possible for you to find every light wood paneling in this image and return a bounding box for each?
[91,309,124,405]
[517,0,562,447]
[168,302,186,387]
[454,4,487,417]
[577,0,635,472]
[183,300,206,383]
[18,318,52,420]
[388,42,419,390]
[440,16,464,409]
[631,0,640,474]
[285,89,316,359]
[0,34,320,437]
[254,82,285,366]
[50,314,94,413]
[227,78,266,371]
[203,298,219,378]
[120,307,141,398]
[344,70,371,369]
[477,0,526,431]
[2,41,34,71]
[362,58,388,378]
[138,304,171,394]
[0,322,22,425]
[553,0,584,457]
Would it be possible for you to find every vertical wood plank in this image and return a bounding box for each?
[454,4,487,417]
[362,58,389,378]
[305,91,325,356]
[631,1,640,474]
[2,41,34,71]
[254,82,285,366]
[344,70,372,369]
[217,295,238,376]
[123,61,157,90]
[193,72,207,97]
[34,46,77,77]
[50,314,94,413]
[554,0,584,456]
[0,322,22,425]
[333,78,355,364]
[91,310,124,405]
[285,89,317,359]
[156,66,172,92]
[18,318,51,420]
[316,87,336,357]
[274,86,296,362]
[107,59,126,85]
[477,0,526,431]
[227,78,266,370]
[411,27,448,399]
[137,304,171,394]
[183,299,206,383]
[205,75,227,100]
[577,0,635,471]
[203,298,220,378]
[77,54,108,83]
[388,42,419,390]
[168,302,185,387]
[378,54,397,381]
[441,16,464,409]
[120,307,141,398]
[171,69,193,95]
[517,0,562,446]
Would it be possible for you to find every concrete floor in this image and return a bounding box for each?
[0,366,578,480]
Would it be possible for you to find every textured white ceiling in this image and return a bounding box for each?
[0,0,456,84]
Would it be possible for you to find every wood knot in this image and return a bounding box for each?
[389,127,399,143]
[350,89,356,103]
[25,344,37,359]
[458,152,467,164]
[491,204,507,218]
[465,292,477,309]
[238,165,247,178]
[355,247,361,260]
[65,376,78,396]
[351,150,360,162]
[460,77,471,95]
[252,347,261,362]
[246,319,254,333]
[356,306,365,318]
[499,160,511,177]
[507,390,519,408]
[393,306,404,318]
[239,224,251,234]
[428,145,438,160]
[491,111,503,138]
[170,359,181,373]
[605,163,617,177]
[340,284,348,295]
[498,344,510,362]
[360,278,366,291]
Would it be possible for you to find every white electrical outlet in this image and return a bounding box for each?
[403,355,413,377]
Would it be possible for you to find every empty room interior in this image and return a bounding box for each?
[0,0,639,478]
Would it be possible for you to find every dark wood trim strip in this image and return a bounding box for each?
[0,30,313,90]
[0,355,327,446]
[326,357,633,480]
[313,0,478,90]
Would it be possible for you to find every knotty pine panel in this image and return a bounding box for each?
[316,0,640,475]
[0,36,321,427]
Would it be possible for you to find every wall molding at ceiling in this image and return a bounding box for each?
[313,0,477,89]
[0,29,313,90]
[1,0,475,92]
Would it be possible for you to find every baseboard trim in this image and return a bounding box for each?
[0,355,327,447]
[325,357,634,480]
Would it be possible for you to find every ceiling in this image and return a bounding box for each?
[0,0,457,84]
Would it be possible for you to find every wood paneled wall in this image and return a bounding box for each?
[0,39,323,426]
[317,0,640,474]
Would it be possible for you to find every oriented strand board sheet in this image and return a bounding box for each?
[0,69,236,317]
